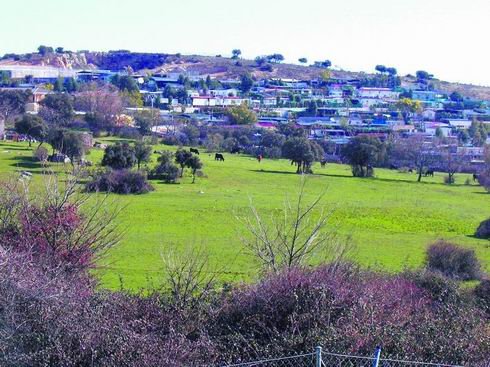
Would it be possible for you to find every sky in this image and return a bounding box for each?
[1,0,489,85]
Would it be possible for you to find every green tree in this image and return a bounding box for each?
[39,93,74,126]
[54,78,64,92]
[282,137,323,174]
[101,142,136,169]
[175,149,193,177]
[60,131,85,167]
[110,75,139,93]
[240,73,254,94]
[342,136,383,177]
[226,103,257,125]
[231,49,242,59]
[14,114,48,147]
[37,45,54,56]
[153,151,179,183]
[134,109,159,136]
[450,91,463,102]
[134,142,152,170]
[435,127,444,139]
[64,77,79,93]
[416,70,433,81]
[186,155,203,183]
[298,57,308,64]
[0,89,31,122]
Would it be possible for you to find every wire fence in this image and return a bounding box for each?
[217,347,464,367]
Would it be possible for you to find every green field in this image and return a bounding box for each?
[1,140,489,290]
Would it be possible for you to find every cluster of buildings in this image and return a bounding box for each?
[1,65,489,153]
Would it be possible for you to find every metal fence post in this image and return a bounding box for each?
[372,346,382,367]
[315,346,322,367]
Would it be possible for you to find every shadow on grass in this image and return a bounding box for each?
[0,143,34,151]
[250,169,460,186]
[9,156,42,171]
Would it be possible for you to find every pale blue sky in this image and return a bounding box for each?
[1,0,489,85]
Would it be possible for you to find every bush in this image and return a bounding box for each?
[116,127,142,140]
[475,218,490,239]
[151,151,180,183]
[86,169,153,194]
[444,175,455,184]
[426,240,481,280]
[474,279,490,312]
[34,146,49,162]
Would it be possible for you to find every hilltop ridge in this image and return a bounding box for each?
[1,50,490,100]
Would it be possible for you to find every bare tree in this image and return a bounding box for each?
[0,173,122,273]
[440,146,465,184]
[237,179,347,273]
[74,83,123,129]
[391,135,436,181]
[161,245,218,309]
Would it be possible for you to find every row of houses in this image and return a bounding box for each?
[1,65,489,146]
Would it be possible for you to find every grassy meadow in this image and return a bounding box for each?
[0,139,489,290]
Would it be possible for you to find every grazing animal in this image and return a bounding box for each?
[215,153,225,161]
[231,147,241,154]
[320,159,327,168]
[190,148,200,155]
[473,173,480,182]
[257,154,263,163]
[425,169,434,177]
[408,168,414,173]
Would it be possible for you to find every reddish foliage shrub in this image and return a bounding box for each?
[209,266,490,365]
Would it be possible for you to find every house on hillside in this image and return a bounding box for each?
[444,119,472,129]
[424,122,452,137]
[76,70,114,82]
[357,87,400,100]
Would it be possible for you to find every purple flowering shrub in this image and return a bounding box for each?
[0,180,488,366]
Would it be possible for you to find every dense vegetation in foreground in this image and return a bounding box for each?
[0,140,489,290]
[0,177,488,366]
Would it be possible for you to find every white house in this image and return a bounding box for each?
[209,88,238,97]
[358,87,400,100]
[192,96,217,107]
[446,119,472,129]
[424,122,451,137]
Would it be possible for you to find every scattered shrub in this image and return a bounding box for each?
[475,217,490,239]
[86,169,153,194]
[474,279,490,312]
[33,146,49,162]
[151,151,180,183]
[444,175,455,184]
[426,240,481,280]
[116,127,142,140]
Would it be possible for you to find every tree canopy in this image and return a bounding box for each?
[282,137,323,174]
[342,136,383,177]
[226,103,257,125]
[101,142,136,169]
[15,114,48,147]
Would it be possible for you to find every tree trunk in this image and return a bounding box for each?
[417,165,423,182]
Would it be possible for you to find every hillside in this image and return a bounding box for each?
[2,50,490,100]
